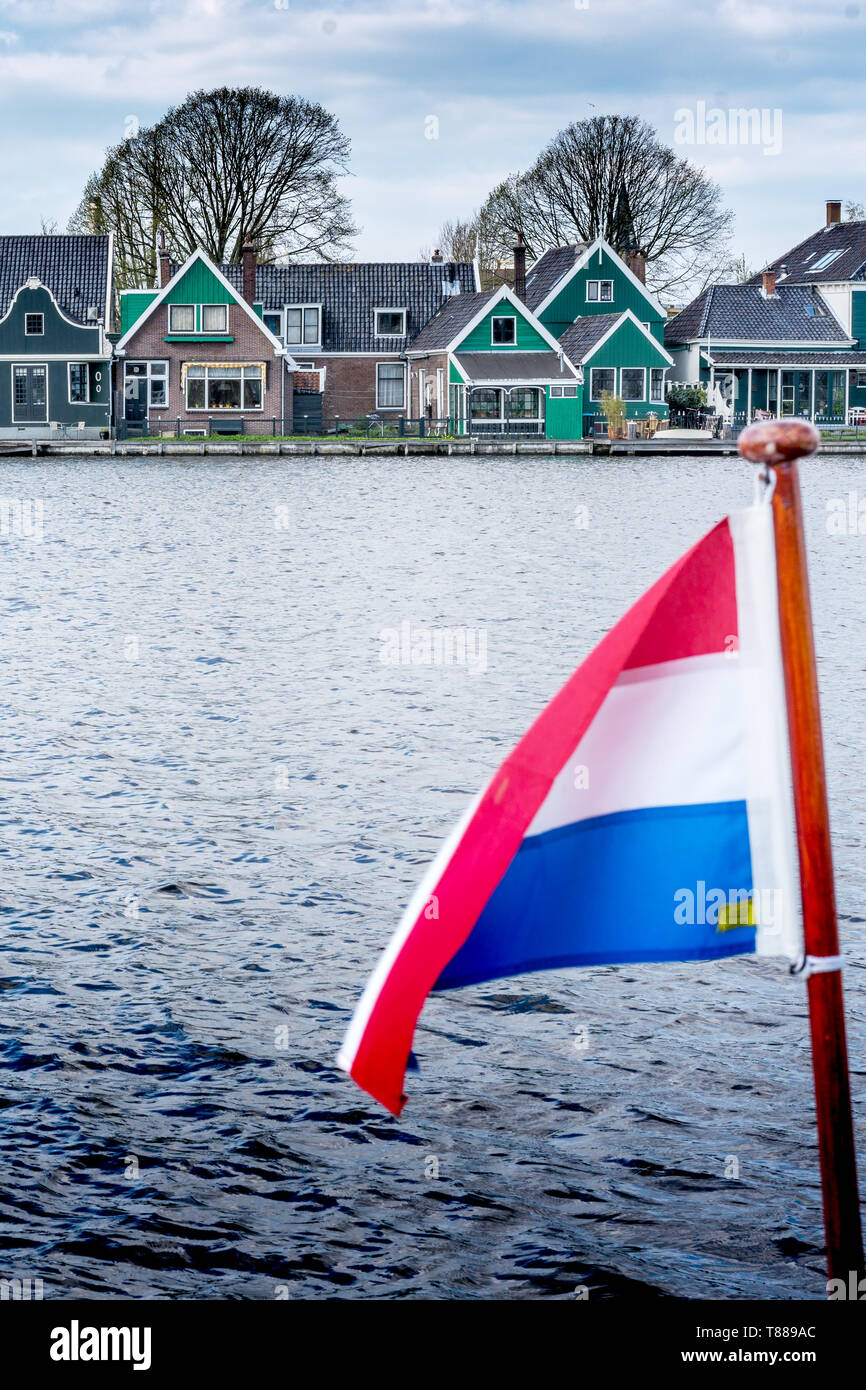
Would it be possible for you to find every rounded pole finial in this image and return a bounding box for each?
[738,418,820,466]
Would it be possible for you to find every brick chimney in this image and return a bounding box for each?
[157,230,171,288]
[513,232,526,301]
[762,267,777,298]
[431,248,443,263]
[826,200,842,227]
[628,248,646,285]
[242,236,256,306]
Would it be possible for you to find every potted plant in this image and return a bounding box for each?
[600,391,626,439]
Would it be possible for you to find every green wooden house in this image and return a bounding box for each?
[0,235,113,438]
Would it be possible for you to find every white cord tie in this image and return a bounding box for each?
[790,954,845,979]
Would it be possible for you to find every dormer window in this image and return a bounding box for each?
[168,304,195,332]
[286,305,321,346]
[25,313,44,335]
[375,309,407,336]
[491,315,516,344]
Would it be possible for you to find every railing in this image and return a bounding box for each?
[467,419,545,437]
[118,415,458,441]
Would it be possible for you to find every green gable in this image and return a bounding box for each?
[120,290,158,336]
[540,245,665,344]
[584,315,670,370]
[457,298,550,351]
[162,258,235,306]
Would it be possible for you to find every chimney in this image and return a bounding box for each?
[431,248,443,263]
[242,236,256,306]
[157,230,171,289]
[826,200,842,227]
[513,232,526,301]
[628,248,646,285]
[762,267,777,298]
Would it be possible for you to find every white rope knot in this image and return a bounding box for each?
[790,954,845,980]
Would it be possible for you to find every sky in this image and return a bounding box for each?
[1,0,865,285]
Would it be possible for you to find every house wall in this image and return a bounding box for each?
[545,385,584,438]
[299,354,409,422]
[407,353,449,418]
[540,248,665,343]
[120,300,288,427]
[584,318,670,418]
[0,283,110,433]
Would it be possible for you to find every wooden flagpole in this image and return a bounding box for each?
[739,418,864,1285]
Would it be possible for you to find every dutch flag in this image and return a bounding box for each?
[338,502,803,1115]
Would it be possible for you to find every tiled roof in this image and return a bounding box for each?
[407,290,497,351]
[453,350,579,382]
[0,234,111,324]
[215,260,477,352]
[557,313,624,361]
[746,220,866,284]
[664,284,849,346]
[706,349,866,365]
[523,245,588,311]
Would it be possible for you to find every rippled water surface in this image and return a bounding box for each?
[0,452,864,1300]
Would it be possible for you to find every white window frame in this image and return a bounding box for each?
[68,362,90,404]
[550,384,578,398]
[491,315,517,346]
[620,367,646,402]
[168,304,196,334]
[124,359,169,414]
[200,303,229,334]
[649,368,666,403]
[374,308,407,337]
[263,310,283,339]
[589,367,616,401]
[375,361,406,410]
[185,364,264,412]
[586,280,614,304]
[11,362,48,421]
[284,304,322,347]
[24,312,44,336]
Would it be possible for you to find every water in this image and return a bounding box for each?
[0,453,863,1301]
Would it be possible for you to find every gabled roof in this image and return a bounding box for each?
[559,309,673,366]
[523,245,588,311]
[407,290,497,352]
[0,234,112,325]
[665,283,850,346]
[524,236,667,322]
[116,247,288,356]
[747,220,866,284]
[215,260,478,352]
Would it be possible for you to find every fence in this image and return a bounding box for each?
[118,415,460,441]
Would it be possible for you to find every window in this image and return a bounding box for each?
[376,362,405,409]
[375,309,407,336]
[25,313,44,335]
[650,368,666,403]
[550,384,578,398]
[168,304,196,333]
[856,373,866,389]
[810,249,845,272]
[586,281,613,303]
[285,306,320,346]
[590,367,616,400]
[621,368,646,401]
[186,364,263,411]
[201,304,228,333]
[492,316,516,345]
[69,363,89,403]
[263,312,282,337]
[508,388,540,419]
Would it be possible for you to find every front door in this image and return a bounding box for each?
[124,363,148,423]
[13,364,47,422]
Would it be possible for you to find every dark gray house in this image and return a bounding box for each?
[0,235,114,438]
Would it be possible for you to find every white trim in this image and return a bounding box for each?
[375,360,407,410]
[490,313,517,345]
[426,283,574,357]
[531,236,667,321]
[373,307,407,337]
[0,279,106,337]
[589,366,617,401]
[685,337,856,349]
[24,311,44,336]
[123,358,169,416]
[580,308,674,366]
[0,353,110,362]
[586,279,614,304]
[284,302,322,350]
[168,303,196,334]
[114,246,292,359]
[11,361,48,423]
[201,303,229,334]
[184,362,264,413]
[448,352,470,384]
[67,361,90,405]
[620,365,646,402]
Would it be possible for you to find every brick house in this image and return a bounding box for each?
[115,244,293,434]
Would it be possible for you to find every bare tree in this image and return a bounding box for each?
[419,208,509,288]
[69,87,356,288]
[845,201,865,221]
[477,115,733,298]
